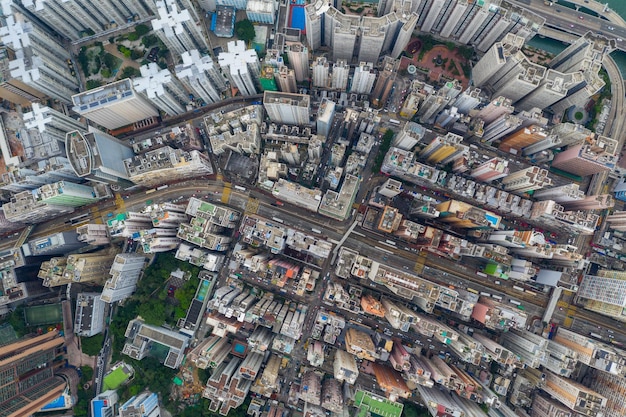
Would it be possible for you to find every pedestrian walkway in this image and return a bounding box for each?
[221,183,232,204]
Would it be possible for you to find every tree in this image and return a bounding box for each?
[137,300,165,325]
[135,24,151,37]
[235,19,256,44]
[120,66,141,79]
[80,334,104,356]
[86,79,102,89]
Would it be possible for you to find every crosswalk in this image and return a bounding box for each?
[245,197,259,214]
[221,183,231,204]
[414,250,427,274]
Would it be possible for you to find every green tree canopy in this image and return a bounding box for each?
[80,334,104,356]
[235,19,256,44]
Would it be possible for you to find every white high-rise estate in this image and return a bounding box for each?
[21,0,157,40]
[101,254,147,303]
[312,57,330,88]
[0,13,79,104]
[331,60,350,90]
[285,43,309,82]
[175,50,228,104]
[152,0,209,57]
[350,62,376,94]
[72,79,160,130]
[218,41,261,96]
[134,63,190,116]
[263,91,311,126]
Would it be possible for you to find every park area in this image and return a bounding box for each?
[24,303,63,326]
[77,24,169,90]
[400,35,473,89]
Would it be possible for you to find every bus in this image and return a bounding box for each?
[156,184,169,191]
[271,217,284,224]
[467,288,479,294]
[476,271,487,278]
[590,332,603,339]
[480,292,491,297]
[273,200,284,207]
[234,185,247,191]
[389,118,401,125]
[512,285,525,292]
[311,228,322,234]
[385,239,397,246]
[145,188,157,194]
[492,294,503,301]
[509,299,521,306]
[68,213,89,225]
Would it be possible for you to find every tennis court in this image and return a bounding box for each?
[24,303,63,326]
[0,323,17,345]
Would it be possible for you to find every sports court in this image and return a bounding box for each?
[354,390,403,417]
[103,367,130,390]
[24,303,63,326]
[289,0,306,33]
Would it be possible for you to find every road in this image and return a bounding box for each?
[513,0,626,48]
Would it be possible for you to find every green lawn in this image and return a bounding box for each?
[103,366,130,390]
[354,389,404,417]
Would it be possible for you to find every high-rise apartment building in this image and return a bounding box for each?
[246,0,276,24]
[65,129,135,188]
[522,122,593,156]
[351,62,377,94]
[175,49,227,104]
[21,0,157,40]
[101,254,147,303]
[38,250,118,287]
[22,231,86,257]
[578,269,626,321]
[420,133,467,164]
[498,125,548,154]
[218,40,261,95]
[0,331,67,417]
[332,59,350,90]
[75,292,107,337]
[72,79,160,130]
[285,43,309,82]
[134,63,189,116]
[263,91,311,126]
[475,96,514,124]
[152,0,209,57]
[119,391,161,417]
[470,157,509,183]
[542,371,606,416]
[393,121,426,151]
[124,146,213,187]
[591,372,626,416]
[312,57,330,88]
[3,189,73,224]
[334,349,359,384]
[551,135,618,177]
[275,66,297,93]
[480,114,523,144]
[371,57,399,107]
[317,99,336,137]
[452,87,481,114]
[22,103,87,159]
[0,13,79,105]
[500,167,552,193]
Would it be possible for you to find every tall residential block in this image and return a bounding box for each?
[542,371,606,416]
[101,254,147,303]
[551,135,618,177]
[22,103,87,158]
[152,0,209,57]
[75,292,107,337]
[263,91,310,126]
[285,43,309,82]
[0,331,67,417]
[21,0,157,40]
[38,251,117,287]
[332,60,350,90]
[0,13,79,104]
[312,57,330,88]
[124,146,213,187]
[351,62,376,94]
[72,79,160,130]
[134,63,189,116]
[218,40,261,95]
[501,167,552,193]
[175,49,228,104]
[66,129,135,188]
[393,121,426,151]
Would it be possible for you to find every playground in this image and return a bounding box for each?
[400,39,471,88]
[354,390,403,417]
[24,303,63,326]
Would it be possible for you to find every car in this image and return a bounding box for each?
[578,15,584,20]
[570,24,575,28]
[608,26,615,30]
